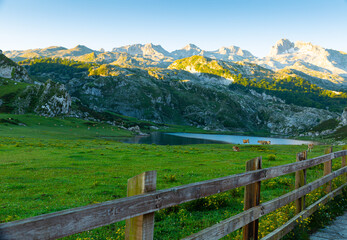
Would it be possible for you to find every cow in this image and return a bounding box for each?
[308,144,314,152]
[232,146,240,152]
[258,140,271,145]
[243,139,250,144]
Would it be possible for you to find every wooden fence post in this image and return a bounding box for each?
[295,151,307,214]
[243,157,262,240]
[125,171,157,240]
[324,147,333,193]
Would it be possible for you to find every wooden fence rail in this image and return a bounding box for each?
[183,167,346,240]
[0,149,346,240]
[262,183,346,240]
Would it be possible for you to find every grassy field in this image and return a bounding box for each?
[0,114,346,239]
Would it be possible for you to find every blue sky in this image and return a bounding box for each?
[0,0,346,57]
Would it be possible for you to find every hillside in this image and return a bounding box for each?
[2,45,347,136]
[168,55,274,82]
[0,53,71,116]
[17,57,343,135]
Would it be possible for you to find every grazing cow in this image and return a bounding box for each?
[258,140,271,145]
[308,144,314,152]
[243,139,250,144]
[232,146,240,152]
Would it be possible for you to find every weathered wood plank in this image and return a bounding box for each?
[295,151,307,214]
[243,157,262,240]
[182,167,346,240]
[0,151,346,240]
[125,171,156,240]
[262,183,346,240]
[324,147,333,193]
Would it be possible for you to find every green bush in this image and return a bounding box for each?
[268,154,276,161]
[164,174,177,183]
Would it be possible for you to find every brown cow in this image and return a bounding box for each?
[308,143,314,152]
[232,146,240,152]
[258,140,271,145]
[243,139,249,144]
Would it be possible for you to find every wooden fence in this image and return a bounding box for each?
[0,147,346,240]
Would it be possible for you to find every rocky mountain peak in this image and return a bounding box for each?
[44,46,67,51]
[217,46,253,57]
[73,45,92,51]
[172,44,203,59]
[183,44,200,51]
[269,39,296,56]
[144,43,168,53]
[217,46,234,54]
[144,43,154,48]
[111,43,172,61]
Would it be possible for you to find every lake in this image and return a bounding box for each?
[120,132,317,145]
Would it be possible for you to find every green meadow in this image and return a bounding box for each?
[0,114,346,239]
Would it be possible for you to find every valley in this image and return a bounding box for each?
[0,116,346,239]
[1,37,347,240]
[2,42,347,138]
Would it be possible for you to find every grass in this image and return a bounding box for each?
[0,113,133,140]
[310,118,340,132]
[0,78,32,98]
[0,113,346,239]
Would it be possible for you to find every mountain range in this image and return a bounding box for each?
[1,40,347,137]
[3,39,347,90]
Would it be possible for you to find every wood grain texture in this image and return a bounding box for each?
[125,171,156,240]
[262,183,346,240]
[243,157,262,240]
[324,147,333,193]
[295,151,307,214]
[182,167,346,240]
[0,151,346,240]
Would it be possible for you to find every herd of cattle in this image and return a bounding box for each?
[241,139,271,145]
[232,139,314,152]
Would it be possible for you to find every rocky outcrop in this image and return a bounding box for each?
[12,80,71,116]
[0,53,31,83]
[339,108,347,126]
[269,39,296,56]
[0,53,71,117]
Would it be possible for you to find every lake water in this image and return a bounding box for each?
[120,132,317,145]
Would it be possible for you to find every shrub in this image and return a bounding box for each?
[268,154,276,161]
[164,174,177,183]
[184,192,231,211]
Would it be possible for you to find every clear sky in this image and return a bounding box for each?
[0,0,346,57]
